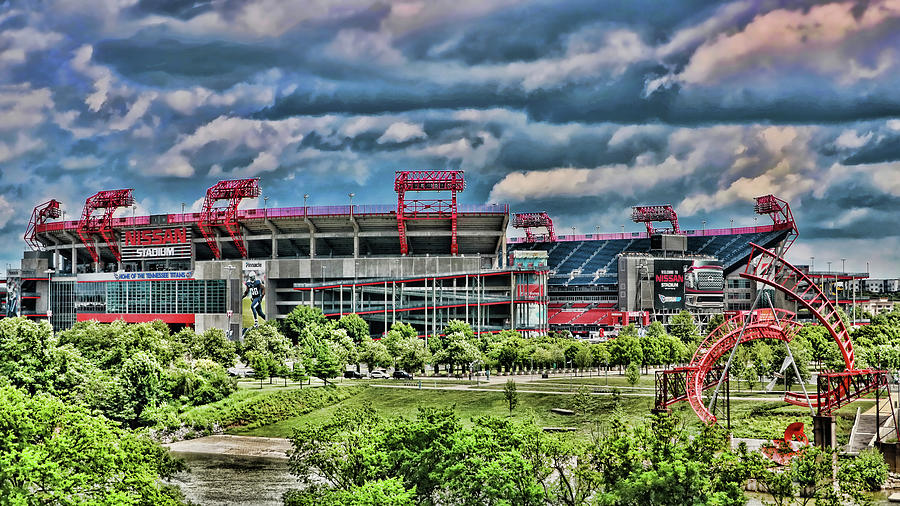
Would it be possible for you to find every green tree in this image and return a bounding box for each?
[625,361,640,386]
[433,331,481,375]
[609,332,643,368]
[359,337,393,372]
[494,331,523,372]
[706,313,726,334]
[669,310,700,344]
[0,385,188,504]
[281,305,328,345]
[120,351,163,426]
[241,324,291,385]
[394,334,430,374]
[308,342,343,386]
[284,478,415,506]
[245,350,273,388]
[289,359,309,386]
[337,313,370,344]
[503,379,518,414]
[192,327,238,368]
[573,342,594,370]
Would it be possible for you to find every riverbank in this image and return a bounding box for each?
[165,435,291,459]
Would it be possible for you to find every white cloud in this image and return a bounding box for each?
[151,115,339,177]
[677,1,900,85]
[834,129,873,149]
[0,134,44,163]
[0,195,14,228]
[0,27,63,67]
[60,155,104,170]
[109,92,156,131]
[416,130,500,170]
[489,154,692,203]
[0,84,53,131]
[377,122,426,144]
[326,29,405,66]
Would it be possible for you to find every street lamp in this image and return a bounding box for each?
[730,218,734,228]
[571,226,576,238]
[181,202,185,216]
[45,268,55,330]
[810,256,815,272]
[264,195,268,212]
[321,264,326,313]
[224,265,236,338]
[702,220,706,232]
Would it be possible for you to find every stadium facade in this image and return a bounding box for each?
[4,172,868,339]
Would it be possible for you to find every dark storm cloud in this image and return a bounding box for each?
[843,135,900,165]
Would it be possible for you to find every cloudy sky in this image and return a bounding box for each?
[1,0,898,276]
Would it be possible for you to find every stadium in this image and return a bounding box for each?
[3,171,869,339]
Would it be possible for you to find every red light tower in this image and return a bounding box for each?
[754,194,798,253]
[395,170,465,255]
[77,189,135,263]
[199,178,261,259]
[24,199,62,251]
[631,204,682,235]
[513,212,557,242]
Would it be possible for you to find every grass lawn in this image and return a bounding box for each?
[225,376,875,445]
[234,386,655,438]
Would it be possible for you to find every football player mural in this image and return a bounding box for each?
[242,261,266,327]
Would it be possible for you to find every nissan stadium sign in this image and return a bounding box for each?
[653,259,686,310]
[120,227,192,260]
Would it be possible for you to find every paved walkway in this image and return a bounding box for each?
[370,382,791,402]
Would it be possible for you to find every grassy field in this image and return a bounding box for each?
[229,379,870,446]
[233,386,655,438]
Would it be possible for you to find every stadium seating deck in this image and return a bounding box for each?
[510,229,789,287]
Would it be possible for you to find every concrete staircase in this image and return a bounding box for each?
[847,407,897,454]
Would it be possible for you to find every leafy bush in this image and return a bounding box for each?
[838,448,888,492]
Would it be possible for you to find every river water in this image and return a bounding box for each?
[168,452,298,506]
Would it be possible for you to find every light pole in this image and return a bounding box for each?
[730,218,734,229]
[45,268,54,330]
[595,225,601,236]
[571,226,576,238]
[702,220,706,232]
[263,196,269,217]
[810,256,814,272]
[224,265,236,337]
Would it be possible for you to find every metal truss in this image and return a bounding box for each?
[25,199,61,251]
[77,189,135,263]
[513,212,557,242]
[198,178,261,259]
[630,204,681,235]
[395,170,465,255]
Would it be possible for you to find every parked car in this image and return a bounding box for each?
[392,370,413,380]
[344,370,363,379]
[370,370,389,379]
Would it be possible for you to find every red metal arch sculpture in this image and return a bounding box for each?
[741,242,854,372]
[686,309,802,423]
[680,242,859,422]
